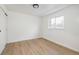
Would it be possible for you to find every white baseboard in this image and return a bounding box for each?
[7,33,79,53]
[42,35,79,53]
[7,35,41,43]
[0,43,6,54]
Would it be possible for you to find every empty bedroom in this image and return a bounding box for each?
[0,4,79,55]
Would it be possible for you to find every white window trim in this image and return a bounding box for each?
[48,16,64,30]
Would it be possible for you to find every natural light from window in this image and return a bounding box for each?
[49,16,64,29]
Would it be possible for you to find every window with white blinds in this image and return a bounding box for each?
[49,16,64,29]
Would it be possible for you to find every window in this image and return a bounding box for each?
[49,16,64,29]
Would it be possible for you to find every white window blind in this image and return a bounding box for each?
[49,16,64,29]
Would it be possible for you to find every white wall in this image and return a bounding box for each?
[8,11,42,43]
[0,5,7,54]
[42,5,79,52]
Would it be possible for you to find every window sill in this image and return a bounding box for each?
[48,27,64,30]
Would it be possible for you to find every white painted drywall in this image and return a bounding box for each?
[8,11,42,43]
[42,5,79,52]
[0,5,7,54]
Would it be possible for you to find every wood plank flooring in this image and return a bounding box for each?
[1,38,79,55]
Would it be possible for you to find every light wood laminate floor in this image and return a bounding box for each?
[1,38,79,55]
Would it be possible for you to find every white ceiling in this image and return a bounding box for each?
[5,4,70,16]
